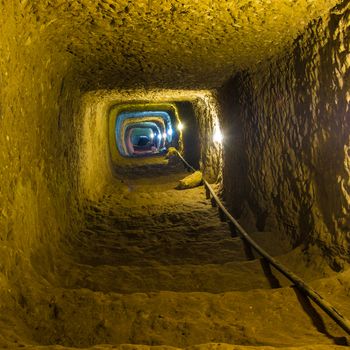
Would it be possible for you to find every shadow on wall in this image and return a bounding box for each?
[176,101,201,170]
[218,75,249,221]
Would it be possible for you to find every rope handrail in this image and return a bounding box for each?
[174,149,350,336]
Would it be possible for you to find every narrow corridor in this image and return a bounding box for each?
[1,1,350,349]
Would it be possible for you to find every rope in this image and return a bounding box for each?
[174,149,350,336]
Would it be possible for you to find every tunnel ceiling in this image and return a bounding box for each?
[25,0,338,89]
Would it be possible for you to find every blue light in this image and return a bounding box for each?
[115,110,175,157]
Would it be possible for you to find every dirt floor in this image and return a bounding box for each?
[1,158,350,349]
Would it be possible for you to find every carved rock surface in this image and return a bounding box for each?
[219,1,350,267]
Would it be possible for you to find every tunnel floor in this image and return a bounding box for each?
[2,160,350,349]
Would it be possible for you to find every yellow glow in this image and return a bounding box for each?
[213,127,223,143]
[177,122,184,131]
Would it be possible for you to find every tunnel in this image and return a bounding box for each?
[1,0,350,349]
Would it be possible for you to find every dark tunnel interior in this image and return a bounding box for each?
[176,101,201,170]
[1,0,350,349]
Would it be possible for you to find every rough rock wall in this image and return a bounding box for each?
[0,2,83,278]
[79,94,115,201]
[219,0,350,268]
[17,0,338,90]
[194,94,223,183]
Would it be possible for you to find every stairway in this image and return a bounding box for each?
[12,162,349,349]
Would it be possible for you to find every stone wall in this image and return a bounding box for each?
[0,1,83,278]
[193,94,223,183]
[219,0,350,268]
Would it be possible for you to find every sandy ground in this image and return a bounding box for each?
[1,160,350,349]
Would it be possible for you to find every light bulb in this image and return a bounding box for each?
[213,127,223,143]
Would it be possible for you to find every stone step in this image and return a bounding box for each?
[52,260,272,293]
[45,244,332,295]
[18,284,346,349]
[63,226,291,267]
[65,235,247,267]
[84,208,231,239]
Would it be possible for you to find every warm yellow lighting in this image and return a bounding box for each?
[177,122,184,131]
[213,127,223,143]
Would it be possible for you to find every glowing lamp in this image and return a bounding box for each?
[157,134,162,140]
[150,131,154,139]
[213,127,223,143]
[177,122,184,131]
[162,132,167,139]
[167,128,173,136]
